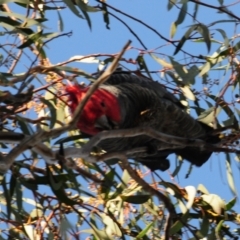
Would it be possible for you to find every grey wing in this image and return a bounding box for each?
[106,72,184,109]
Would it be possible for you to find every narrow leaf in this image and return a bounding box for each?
[175,3,187,25]
[200,215,209,236]
[57,10,64,31]
[225,197,236,211]
[215,29,229,47]
[62,0,83,19]
[75,0,92,30]
[101,3,110,29]
[225,154,237,196]
[197,24,211,52]
[170,21,177,38]
[167,0,177,10]
[40,98,57,129]
[121,195,150,204]
[136,222,154,238]
[18,30,43,49]
[174,25,197,55]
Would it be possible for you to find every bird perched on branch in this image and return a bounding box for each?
[65,71,220,171]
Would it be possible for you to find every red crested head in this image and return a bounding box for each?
[65,84,121,135]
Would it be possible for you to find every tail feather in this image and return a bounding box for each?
[137,124,221,170]
[137,156,170,171]
[175,148,212,167]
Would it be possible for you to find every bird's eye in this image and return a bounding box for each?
[100,101,106,108]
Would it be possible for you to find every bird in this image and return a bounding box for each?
[65,71,220,171]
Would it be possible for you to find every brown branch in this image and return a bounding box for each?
[1,123,239,173]
[80,127,214,155]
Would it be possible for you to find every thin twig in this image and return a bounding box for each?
[188,0,240,21]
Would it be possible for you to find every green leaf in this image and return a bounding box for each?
[16,116,32,135]
[120,169,131,186]
[185,186,196,211]
[187,65,199,84]
[218,0,224,5]
[169,57,194,85]
[62,0,83,19]
[40,97,57,129]
[9,174,16,200]
[199,62,211,77]
[159,181,182,197]
[170,21,177,38]
[75,0,99,12]
[2,176,11,219]
[18,30,43,49]
[0,16,21,27]
[167,0,176,10]
[0,11,45,26]
[215,29,229,47]
[101,213,122,237]
[101,169,115,199]
[136,221,154,238]
[24,225,36,240]
[75,0,92,30]
[197,24,211,53]
[82,227,110,240]
[60,218,72,238]
[199,47,229,76]
[57,10,64,32]
[197,184,209,195]
[101,3,110,29]
[193,1,199,19]
[54,66,93,79]
[180,85,195,101]
[23,18,47,28]
[225,197,236,211]
[172,158,183,177]
[174,25,197,55]
[0,72,11,86]
[233,40,240,52]
[0,0,30,4]
[151,54,173,69]
[225,154,237,196]
[175,2,187,26]
[201,194,225,215]
[200,215,209,236]
[47,167,80,206]
[170,212,189,235]
[30,209,43,220]
[208,95,238,128]
[197,107,220,124]
[215,220,224,236]
[121,194,150,204]
[136,55,151,78]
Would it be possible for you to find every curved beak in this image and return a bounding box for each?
[94,115,118,130]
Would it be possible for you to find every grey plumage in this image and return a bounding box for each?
[95,72,220,171]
